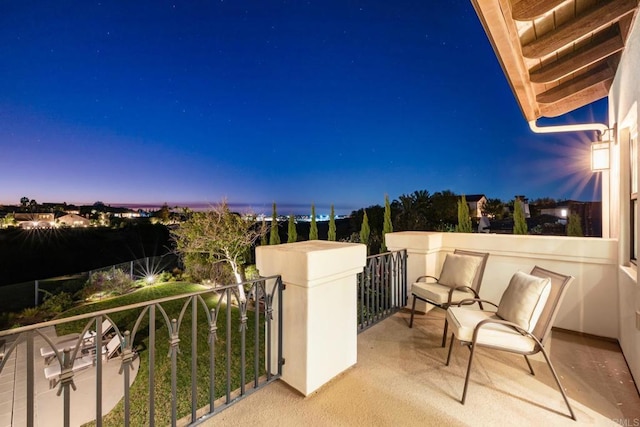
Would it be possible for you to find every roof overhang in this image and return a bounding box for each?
[470,0,639,121]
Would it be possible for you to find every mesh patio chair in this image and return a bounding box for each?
[445,266,576,420]
[409,249,489,346]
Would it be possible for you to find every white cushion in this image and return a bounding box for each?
[496,271,551,332]
[437,254,482,288]
[446,306,537,353]
[411,281,474,305]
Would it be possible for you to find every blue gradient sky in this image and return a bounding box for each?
[0,1,606,215]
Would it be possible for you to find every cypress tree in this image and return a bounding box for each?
[287,214,297,243]
[269,203,280,245]
[382,194,393,251]
[567,213,584,236]
[360,210,370,254]
[260,218,268,246]
[513,199,528,235]
[456,195,472,233]
[328,204,336,241]
[309,204,318,240]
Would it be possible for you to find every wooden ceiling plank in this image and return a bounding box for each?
[536,66,615,103]
[521,0,638,58]
[539,80,611,116]
[529,29,624,83]
[512,0,567,21]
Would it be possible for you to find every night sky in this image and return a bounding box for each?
[0,1,607,215]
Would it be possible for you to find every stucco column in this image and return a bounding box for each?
[256,240,366,396]
[385,231,444,313]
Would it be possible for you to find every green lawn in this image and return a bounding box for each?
[56,282,266,426]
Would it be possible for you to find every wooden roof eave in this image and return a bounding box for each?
[471,0,540,121]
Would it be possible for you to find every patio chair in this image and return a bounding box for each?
[409,249,489,346]
[44,354,95,389]
[40,319,115,364]
[445,266,576,420]
[103,334,122,360]
[40,330,97,364]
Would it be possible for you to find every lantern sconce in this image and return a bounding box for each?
[591,140,610,172]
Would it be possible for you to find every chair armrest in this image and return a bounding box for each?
[415,275,439,283]
[447,286,480,303]
[456,298,498,311]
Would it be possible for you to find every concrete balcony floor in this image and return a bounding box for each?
[211,309,640,426]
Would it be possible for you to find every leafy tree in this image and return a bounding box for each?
[157,203,171,224]
[287,214,297,243]
[382,195,393,252]
[428,190,458,230]
[392,190,431,231]
[20,196,29,208]
[269,203,280,245]
[171,200,266,283]
[456,195,472,233]
[567,213,584,236]
[28,199,38,212]
[328,204,336,241]
[483,198,505,219]
[360,210,370,254]
[309,204,318,240]
[513,199,528,235]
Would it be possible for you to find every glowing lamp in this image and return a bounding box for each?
[591,141,610,171]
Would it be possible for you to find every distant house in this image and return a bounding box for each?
[14,213,55,229]
[58,213,91,227]
[464,194,487,218]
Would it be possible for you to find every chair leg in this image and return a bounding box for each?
[539,347,577,420]
[445,333,455,366]
[524,355,535,375]
[409,295,417,328]
[441,318,449,347]
[461,342,477,405]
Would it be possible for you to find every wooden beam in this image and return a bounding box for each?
[512,0,567,21]
[522,0,638,59]
[539,80,611,117]
[529,29,623,83]
[536,65,614,104]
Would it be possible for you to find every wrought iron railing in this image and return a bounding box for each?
[0,275,283,427]
[357,250,407,332]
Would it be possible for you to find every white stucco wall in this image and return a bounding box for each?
[608,12,640,395]
[386,231,618,338]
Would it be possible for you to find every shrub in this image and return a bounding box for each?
[84,268,135,298]
[567,213,584,237]
[40,291,74,314]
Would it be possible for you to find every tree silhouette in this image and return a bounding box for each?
[309,204,318,240]
[328,205,336,241]
[287,214,297,243]
[269,203,280,245]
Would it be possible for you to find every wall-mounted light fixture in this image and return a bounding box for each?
[591,141,610,172]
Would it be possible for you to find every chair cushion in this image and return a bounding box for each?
[411,281,474,305]
[496,271,551,332]
[438,253,482,288]
[446,306,537,353]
